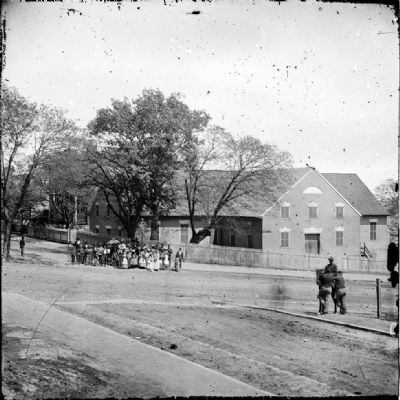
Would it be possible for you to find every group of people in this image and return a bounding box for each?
[316,256,346,315]
[70,238,185,272]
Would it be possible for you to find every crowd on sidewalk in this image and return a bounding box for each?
[69,238,185,272]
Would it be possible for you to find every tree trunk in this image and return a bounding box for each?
[150,214,159,241]
[190,227,211,244]
[3,220,12,261]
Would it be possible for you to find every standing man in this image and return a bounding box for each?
[176,248,184,271]
[317,270,335,314]
[167,244,173,267]
[325,256,338,311]
[325,256,338,273]
[333,271,346,315]
[19,236,25,256]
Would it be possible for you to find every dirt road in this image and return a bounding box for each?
[2,238,398,397]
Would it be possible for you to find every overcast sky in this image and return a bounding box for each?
[2,0,398,191]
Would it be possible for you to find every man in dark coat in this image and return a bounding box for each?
[324,256,338,273]
[19,236,25,256]
[333,271,346,314]
[324,256,338,311]
[317,270,335,314]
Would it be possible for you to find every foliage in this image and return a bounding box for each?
[87,89,210,239]
[183,126,294,244]
[1,85,77,259]
[375,178,399,239]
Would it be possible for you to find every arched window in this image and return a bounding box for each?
[302,186,323,195]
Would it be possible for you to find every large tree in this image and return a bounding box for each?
[87,89,210,239]
[184,126,294,244]
[1,85,77,259]
[375,178,399,239]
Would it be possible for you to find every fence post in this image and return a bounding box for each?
[376,278,382,319]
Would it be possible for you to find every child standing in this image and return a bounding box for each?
[19,236,25,256]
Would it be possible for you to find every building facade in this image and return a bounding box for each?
[87,191,263,248]
[262,168,389,260]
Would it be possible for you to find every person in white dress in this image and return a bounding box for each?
[163,250,169,270]
[147,249,154,272]
[152,247,160,271]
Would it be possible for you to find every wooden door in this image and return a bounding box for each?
[305,234,320,254]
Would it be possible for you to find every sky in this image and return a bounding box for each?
[2,0,398,191]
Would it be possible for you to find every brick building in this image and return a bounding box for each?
[262,167,389,260]
[87,189,264,248]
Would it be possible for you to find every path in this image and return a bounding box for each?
[3,292,271,398]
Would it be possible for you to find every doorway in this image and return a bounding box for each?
[305,234,320,254]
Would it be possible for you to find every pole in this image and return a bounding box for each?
[74,196,78,226]
[376,278,382,319]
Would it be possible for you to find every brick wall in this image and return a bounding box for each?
[262,169,361,259]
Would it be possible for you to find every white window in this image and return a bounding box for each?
[280,231,289,247]
[309,206,318,218]
[336,231,344,246]
[280,204,290,218]
[95,225,100,234]
[335,206,344,219]
[302,186,323,194]
[370,222,377,240]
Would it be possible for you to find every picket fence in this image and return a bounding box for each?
[177,243,387,274]
[25,227,387,273]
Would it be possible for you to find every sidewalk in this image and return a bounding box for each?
[184,261,389,282]
[184,263,397,336]
[220,302,397,337]
[3,292,271,398]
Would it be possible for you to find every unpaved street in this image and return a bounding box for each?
[2,238,399,398]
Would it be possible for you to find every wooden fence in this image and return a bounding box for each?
[178,243,388,274]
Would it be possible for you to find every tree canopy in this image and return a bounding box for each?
[87,89,210,239]
[183,125,294,244]
[1,85,78,259]
[375,178,399,239]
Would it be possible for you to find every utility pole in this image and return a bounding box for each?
[74,196,78,226]
[376,278,382,319]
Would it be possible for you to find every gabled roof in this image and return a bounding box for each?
[168,169,288,219]
[92,167,388,219]
[262,167,389,217]
[321,173,389,216]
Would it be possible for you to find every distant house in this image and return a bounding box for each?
[262,167,389,260]
[87,189,264,248]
